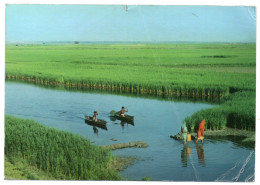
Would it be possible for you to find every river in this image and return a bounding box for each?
[5,81,255,181]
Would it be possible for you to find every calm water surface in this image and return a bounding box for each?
[5,81,255,181]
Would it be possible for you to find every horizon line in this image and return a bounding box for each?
[5,40,256,44]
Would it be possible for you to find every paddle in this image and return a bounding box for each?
[110,106,130,116]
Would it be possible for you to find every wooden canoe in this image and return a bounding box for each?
[113,113,134,123]
[84,115,107,130]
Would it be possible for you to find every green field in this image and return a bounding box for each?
[4,43,256,179]
[5,43,256,98]
[5,115,122,180]
[5,43,256,131]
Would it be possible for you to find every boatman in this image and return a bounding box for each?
[93,110,98,122]
[119,107,128,117]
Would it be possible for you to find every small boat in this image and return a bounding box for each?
[110,110,134,123]
[115,114,134,122]
[84,115,108,130]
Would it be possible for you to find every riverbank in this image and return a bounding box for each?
[5,43,256,99]
[185,90,255,132]
[5,154,136,180]
[171,128,255,148]
[4,115,149,180]
[5,115,122,180]
[5,75,229,100]
[5,155,59,180]
[198,128,255,148]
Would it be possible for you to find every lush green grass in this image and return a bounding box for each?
[5,43,256,98]
[5,115,122,180]
[4,43,256,180]
[185,91,255,131]
[5,43,256,132]
[5,155,59,180]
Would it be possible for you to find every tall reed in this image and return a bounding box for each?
[185,91,255,132]
[5,115,121,180]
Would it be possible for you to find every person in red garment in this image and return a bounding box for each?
[195,119,206,143]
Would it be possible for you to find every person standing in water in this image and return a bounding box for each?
[181,121,188,144]
[196,119,206,143]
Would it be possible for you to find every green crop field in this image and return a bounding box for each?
[5,43,256,98]
[5,43,256,131]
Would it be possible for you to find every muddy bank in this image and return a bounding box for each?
[102,141,148,150]
[170,128,255,148]
[104,141,148,172]
[108,156,137,172]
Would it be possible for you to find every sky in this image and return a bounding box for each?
[5,4,256,43]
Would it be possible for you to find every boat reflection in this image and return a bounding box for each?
[120,120,134,128]
[93,126,98,135]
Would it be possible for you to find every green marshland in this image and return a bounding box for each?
[5,43,256,179]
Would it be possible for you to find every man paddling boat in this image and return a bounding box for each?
[119,107,128,117]
[93,110,98,122]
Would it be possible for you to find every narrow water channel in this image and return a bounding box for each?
[5,81,255,181]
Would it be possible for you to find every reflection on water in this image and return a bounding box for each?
[181,145,191,167]
[196,144,205,167]
[121,121,125,128]
[120,121,134,129]
[93,126,98,135]
[181,143,205,168]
